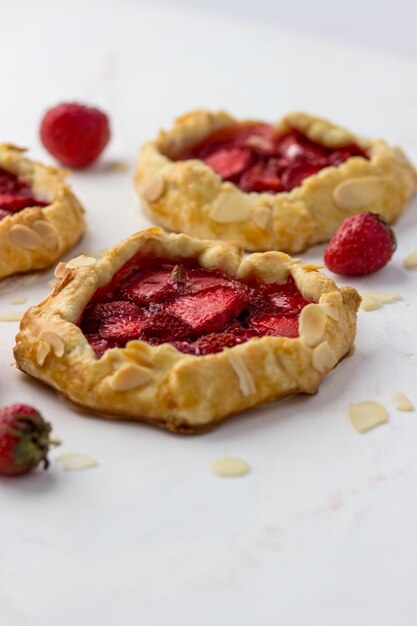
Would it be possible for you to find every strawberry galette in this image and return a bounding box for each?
[14,228,360,433]
[135,110,417,253]
[0,144,86,280]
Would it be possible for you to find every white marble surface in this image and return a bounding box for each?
[1,2,417,624]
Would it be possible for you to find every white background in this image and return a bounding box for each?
[1,1,417,625]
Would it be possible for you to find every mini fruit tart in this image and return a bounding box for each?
[135,110,417,253]
[0,144,86,280]
[14,228,360,433]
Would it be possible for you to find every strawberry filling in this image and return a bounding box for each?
[0,168,48,221]
[175,123,368,194]
[79,257,311,357]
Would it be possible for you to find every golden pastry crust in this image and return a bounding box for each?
[135,110,417,253]
[14,228,360,433]
[0,144,86,280]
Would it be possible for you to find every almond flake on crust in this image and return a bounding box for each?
[333,176,385,211]
[299,304,327,347]
[227,353,256,396]
[39,330,65,357]
[390,392,414,412]
[109,364,152,392]
[349,401,388,433]
[66,255,96,269]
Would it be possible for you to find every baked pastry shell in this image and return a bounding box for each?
[135,110,417,253]
[14,228,361,433]
[0,144,86,280]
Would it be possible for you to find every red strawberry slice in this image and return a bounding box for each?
[120,266,184,305]
[0,193,46,212]
[142,310,192,342]
[184,267,236,294]
[327,145,367,166]
[248,313,299,338]
[203,147,252,180]
[279,131,329,162]
[167,285,249,336]
[281,162,324,191]
[172,329,257,356]
[82,301,146,341]
[268,291,309,315]
[240,163,284,193]
[85,333,119,358]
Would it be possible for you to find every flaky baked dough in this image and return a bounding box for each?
[14,228,360,433]
[135,111,417,253]
[0,144,86,280]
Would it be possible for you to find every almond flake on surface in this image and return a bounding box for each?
[0,311,24,322]
[36,340,51,366]
[211,456,251,477]
[56,452,98,471]
[39,330,65,358]
[251,206,271,229]
[210,192,250,224]
[10,296,27,305]
[66,255,96,269]
[404,249,417,269]
[390,392,414,412]
[312,341,337,373]
[227,353,256,396]
[360,291,402,312]
[349,401,388,433]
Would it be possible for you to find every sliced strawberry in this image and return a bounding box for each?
[248,313,299,338]
[327,145,367,166]
[81,301,146,341]
[281,162,325,191]
[142,310,192,342]
[279,131,329,162]
[184,267,236,294]
[240,163,284,193]
[167,285,249,336]
[85,333,119,358]
[120,265,184,305]
[0,193,47,212]
[203,147,252,180]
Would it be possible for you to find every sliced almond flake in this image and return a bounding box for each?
[211,456,251,477]
[227,353,256,396]
[0,272,39,295]
[10,296,27,305]
[390,392,414,412]
[66,255,96,269]
[56,452,98,471]
[84,247,109,259]
[404,249,417,269]
[0,311,24,322]
[360,291,402,312]
[299,304,326,347]
[349,401,388,433]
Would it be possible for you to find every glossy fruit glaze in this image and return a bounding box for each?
[0,168,48,221]
[176,123,368,194]
[79,255,311,358]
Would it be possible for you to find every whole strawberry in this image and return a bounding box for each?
[40,102,110,168]
[324,212,396,276]
[0,404,53,476]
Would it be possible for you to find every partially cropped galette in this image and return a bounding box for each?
[14,228,360,433]
[135,110,417,252]
[0,144,86,280]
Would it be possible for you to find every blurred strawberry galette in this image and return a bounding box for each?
[135,110,417,252]
[14,228,360,433]
[0,144,86,280]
